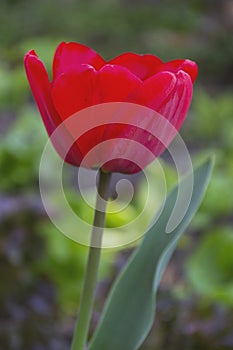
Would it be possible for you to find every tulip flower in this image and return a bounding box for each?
[24,42,200,350]
[24,41,197,174]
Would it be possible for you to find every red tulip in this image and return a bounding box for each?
[24,41,197,174]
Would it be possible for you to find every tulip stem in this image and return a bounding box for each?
[71,169,112,350]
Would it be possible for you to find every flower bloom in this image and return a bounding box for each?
[24,41,197,174]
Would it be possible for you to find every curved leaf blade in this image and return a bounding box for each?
[89,157,214,350]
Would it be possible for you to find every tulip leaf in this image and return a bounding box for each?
[89,157,214,350]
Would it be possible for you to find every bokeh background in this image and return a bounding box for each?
[0,0,233,349]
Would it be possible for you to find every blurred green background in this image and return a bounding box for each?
[0,0,233,349]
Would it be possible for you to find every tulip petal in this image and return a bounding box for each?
[52,64,141,169]
[97,64,142,103]
[159,70,193,129]
[24,50,61,135]
[101,72,176,144]
[53,42,105,80]
[109,53,162,80]
[156,59,198,83]
[102,159,142,174]
[75,64,141,165]
[51,65,101,165]
[51,64,97,119]
[93,64,142,172]
[147,70,193,157]
[101,71,192,173]
[100,72,176,173]
[129,71,177,110]
[24,51,83,166]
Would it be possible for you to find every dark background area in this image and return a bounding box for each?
[0,0,233,349]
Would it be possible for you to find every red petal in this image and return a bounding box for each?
[146,70,193,157]
[100,73,176,173]
[51,64,141,168]
[158,70,193,129]
[53,42,105,80]
[24,50,61,135]
[97,64,141,103]
[102,71,192,173]
[109,53,162,80]
[102,72,177,154]
[93,64,142,169]
[101,122,158,174]
[102,159,142,174]
[128,70,193,129]
[24,50,82,166]
[129,71,177,110]
[156,59,198,83]
[51,64,96,120]
[51,65,99,163]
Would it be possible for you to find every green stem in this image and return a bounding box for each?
[71,169,112,350]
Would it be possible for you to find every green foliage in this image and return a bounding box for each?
[37,225,87,311]
[201,159,233,217]
[0,106,46,192]
[186,227,233,306]
[0,0,232,80]
[184,90,233,231]
[35,224,115,312]
[186,90,233,145]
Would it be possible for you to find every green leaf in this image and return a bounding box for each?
[89,156,214,350]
